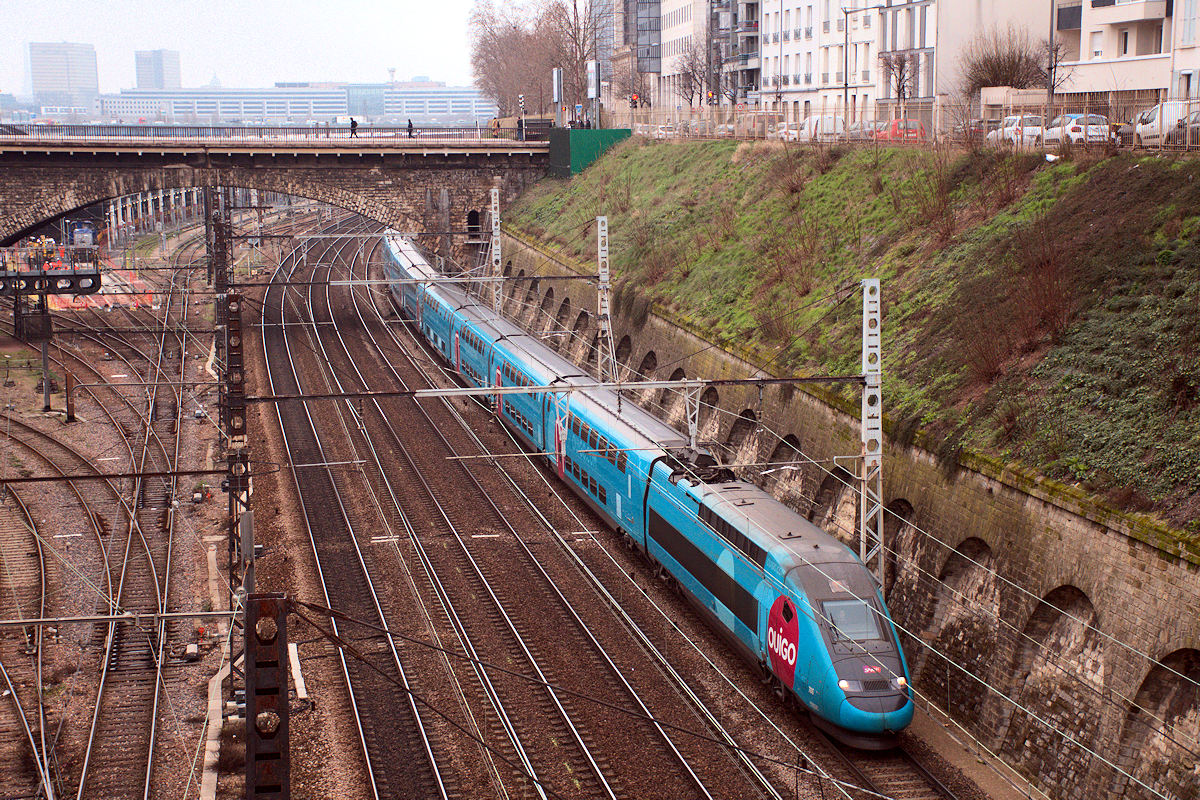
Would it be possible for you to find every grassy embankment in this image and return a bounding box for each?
[507,138,1200,532]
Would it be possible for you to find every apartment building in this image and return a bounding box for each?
[1055,0,1200,101]
[755,0,1042,123]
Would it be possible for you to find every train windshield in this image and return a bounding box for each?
[822,599,883,642]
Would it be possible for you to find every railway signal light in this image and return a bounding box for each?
[630,93,639,109]
[245,593,290,799]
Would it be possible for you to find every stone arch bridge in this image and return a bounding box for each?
[0,134,548,247]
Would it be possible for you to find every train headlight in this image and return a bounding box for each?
[837,679,862,692]
[892,676,907,689]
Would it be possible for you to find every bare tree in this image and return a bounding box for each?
[879,52,916,115]
[958,24,1044,99]
[675,36,709,107]
[469,1,555,116]
[1043,37,1074,103]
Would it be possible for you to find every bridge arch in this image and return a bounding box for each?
[999,585,1104,782]
[0,143,546,245]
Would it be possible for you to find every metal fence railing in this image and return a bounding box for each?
[0,123,540,145]
[602,96,1200,153]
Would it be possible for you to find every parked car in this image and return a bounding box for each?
[1114,115,1140,146]
[1133,101,1192,147]
[774,121,802,141]
[875,118,927,142]
[1041,113,1112,146]
[950,118,987,144]
[652,124,676,139]
[1166,109,1200,147]
[846,120,883,141]
[986,114,1043,147]
[800,114,845,142]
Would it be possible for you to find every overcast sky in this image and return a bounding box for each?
[0,0,479,95]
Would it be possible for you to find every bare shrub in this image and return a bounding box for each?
[954,301,1013,383]
[911,148,957,244]
[1013,216,1075,342]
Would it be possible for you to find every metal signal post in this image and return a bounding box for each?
[490,185,502,314]
[594,216,618,385]
[859,279,885,592]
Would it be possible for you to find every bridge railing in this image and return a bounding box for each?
[0,124,542,144]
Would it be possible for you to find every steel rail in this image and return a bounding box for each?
[336,233,729,799]
[304,232,551,798]
[70,226,197,800]
[0,414,125,796]
[0,485,52,799]
[263,214,450,800]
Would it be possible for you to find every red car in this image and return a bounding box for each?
[874,118,927,142]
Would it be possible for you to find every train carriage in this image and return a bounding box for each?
[382,233,914,749]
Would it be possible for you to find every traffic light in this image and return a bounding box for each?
[630,93,639,109]
[707,91,715,104]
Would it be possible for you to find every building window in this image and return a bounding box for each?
[1090,31,1102,60]
[1119,29,1130,56]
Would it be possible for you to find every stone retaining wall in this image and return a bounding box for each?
[498,227,1200,800]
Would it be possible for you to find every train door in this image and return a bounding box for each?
[454,331,462,374]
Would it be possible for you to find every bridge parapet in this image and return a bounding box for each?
[0,123,547,153]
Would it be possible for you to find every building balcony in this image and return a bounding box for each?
[805,26,813,38]
[804,72,813,84]
[1063,51,1171,92]
[737,19,760,32]
[783,29,791,41]
[772,32,780,42]
[794,27,804,39]
[793,73,804,84]
[1089,0,1168,25]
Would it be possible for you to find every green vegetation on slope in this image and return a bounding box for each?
[508,139,1200,529]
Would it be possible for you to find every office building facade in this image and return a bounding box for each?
[135,49,182,90]
[28,42,99,108]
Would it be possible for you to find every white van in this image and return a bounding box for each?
[801,114,845,142]
[1134,101,1190,147]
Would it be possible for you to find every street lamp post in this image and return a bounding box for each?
[842,5,850,122]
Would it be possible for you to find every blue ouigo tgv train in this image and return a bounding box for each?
[383,233,913,748]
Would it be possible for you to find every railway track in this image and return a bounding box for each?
[262,216,457,799]
[260,222,770,798]
[62,230,192,800]
[349,233,973,800]
[0,484,51,800]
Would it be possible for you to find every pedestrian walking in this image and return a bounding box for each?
[350,118,359,138]
[407,118,414,138]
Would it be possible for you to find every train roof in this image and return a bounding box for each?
[693,481,860,568]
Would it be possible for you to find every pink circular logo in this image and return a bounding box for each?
[767,595,800,689]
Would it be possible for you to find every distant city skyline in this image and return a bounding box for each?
[0,0,478,97]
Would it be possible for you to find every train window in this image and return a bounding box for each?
[589,431,598,451]
[598,485,607,504]
[589,476,598,495]
[571,417,580,436]
[617,452,627,472]
[822,599,882,642]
